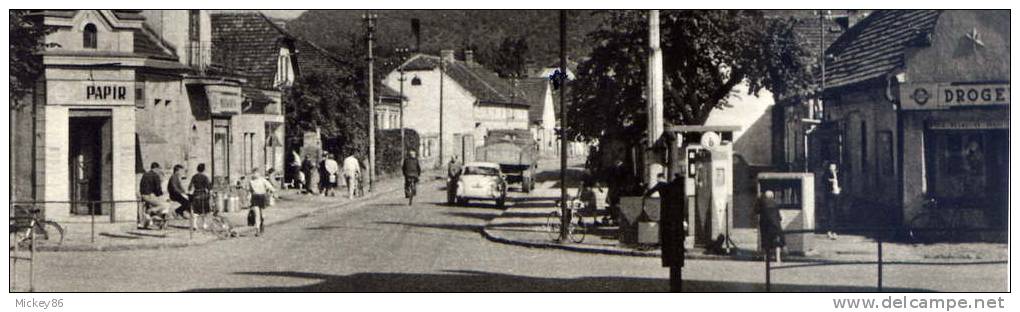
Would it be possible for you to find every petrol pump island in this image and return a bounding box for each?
[617,126,816,256]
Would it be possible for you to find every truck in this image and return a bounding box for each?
[475,129,538,193]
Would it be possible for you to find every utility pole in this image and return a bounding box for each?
[363,12,378,191]
[646,9,665,187]
[439,52,445,169]
[558,10,570,242]
[396,47,409,163]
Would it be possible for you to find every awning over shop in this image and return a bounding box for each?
[242,87,276,114]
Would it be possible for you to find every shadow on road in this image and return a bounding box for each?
[184,269,931,292]
[374,221,482,234]
[534,168,588,189]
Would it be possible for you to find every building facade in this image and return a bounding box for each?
[12,10,294,223]
[382,50,530,167]
[819,10,1009,230]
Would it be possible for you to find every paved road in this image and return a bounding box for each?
[12,178,1007,292]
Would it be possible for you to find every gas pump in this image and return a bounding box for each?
[668,126,739,250]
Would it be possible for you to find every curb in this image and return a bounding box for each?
[479,210,844,264]
[28,181,406,253]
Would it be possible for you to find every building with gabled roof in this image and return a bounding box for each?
[382,49,530,167]
[814,10,1008,232]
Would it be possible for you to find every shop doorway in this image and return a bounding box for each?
[212,119,231,187]
[68,113,112,215]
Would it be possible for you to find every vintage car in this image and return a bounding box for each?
[450,162,508,207]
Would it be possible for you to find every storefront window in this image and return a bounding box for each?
[925,129,1008,204]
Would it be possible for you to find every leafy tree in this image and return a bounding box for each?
[476,35,530,78]
[9,10,55,109]
[567,10,814,142]
[283,68,368,159]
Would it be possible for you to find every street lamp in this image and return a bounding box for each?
[363,12,378,191]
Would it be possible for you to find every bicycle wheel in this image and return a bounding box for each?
[546,211,562,241]
[37,221,64,247]
[10,226,31,250]
[209,217,232,239]
[568,212,586,244]
[909,212,949,244]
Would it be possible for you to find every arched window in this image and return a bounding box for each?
[83,24,98,49]
[411,76,422,86]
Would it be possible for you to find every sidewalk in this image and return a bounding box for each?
[18,173,420,252]
[483,197,1008,263]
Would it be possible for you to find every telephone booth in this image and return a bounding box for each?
[665,126,739,249]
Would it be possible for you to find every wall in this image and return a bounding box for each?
[824,86,900,225]
[46,10,134,53]
[382,67,477,168]
[473,103,530,136]
[705,82,775,227]
[141,10,212,67]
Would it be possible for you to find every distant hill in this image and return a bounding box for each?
[285,10,603,68]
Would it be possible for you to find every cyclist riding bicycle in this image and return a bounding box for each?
[402,150,422,205]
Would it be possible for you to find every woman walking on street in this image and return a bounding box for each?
[248,168,276,237]
[188,163,212,231]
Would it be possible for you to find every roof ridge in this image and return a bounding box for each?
[454,62,509,102]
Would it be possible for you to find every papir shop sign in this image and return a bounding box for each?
[901,82,1010,110]
[45,81,135,106]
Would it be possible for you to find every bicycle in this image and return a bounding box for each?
[192,212,237,239]
[546,198,593,243]
[405,176,418,205]
[9,205,64,250]
[908,197,973,244]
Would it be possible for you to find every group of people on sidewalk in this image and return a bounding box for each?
[290,151,366,200]
[138,162,275,237]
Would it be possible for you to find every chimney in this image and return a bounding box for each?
[846,10,863,29]
[411,18,421,52]
[441,49,455,62]
[464,50,475,65]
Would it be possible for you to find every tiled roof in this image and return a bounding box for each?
[133,25,178,61]
[213,12,348,90]
[823,10,943,89]
[211,12,291,90]
[292,36,349,76]
[377,84,404,102]
[399,54,527,106]
[519,78,549,123]
[790,16,844,60]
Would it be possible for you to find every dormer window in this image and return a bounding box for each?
[83,24,98,49]
[411,77,422,86]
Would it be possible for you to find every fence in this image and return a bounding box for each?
[762,226,1007,292]
[10,200,145,245]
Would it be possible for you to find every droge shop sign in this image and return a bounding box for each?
[902,82,1010,110]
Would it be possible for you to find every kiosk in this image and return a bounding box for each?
[756,172,815,255]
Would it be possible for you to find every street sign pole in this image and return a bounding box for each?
[558,10,570,242]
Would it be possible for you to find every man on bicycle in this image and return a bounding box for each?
[139,162,170,230]
[402,150,422,205]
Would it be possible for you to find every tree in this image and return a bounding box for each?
[10,10,54,201]
[476,35,530,78]
[10,10,54,109]
[283,68,368,159]
[567,10,814,142]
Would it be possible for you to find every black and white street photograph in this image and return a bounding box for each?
[5,2,1014,310]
